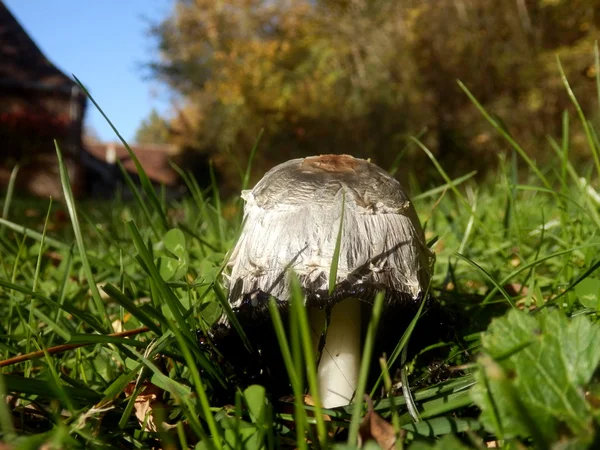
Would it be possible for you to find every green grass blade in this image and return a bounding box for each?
[52,246,74,330]
[0,279,106,333]
[126,221,225,385]
[412,171,477,201]
[73,75,169,232]
[347,291,384,445]
[211,283,254,354]
[127,221,188,331]
[401,343,421,423]
[1,164,19,221]
[29,307,70,341]
[268,297,308,450]
[557,56,600,179]
[480,243,600,305]
[401,416,481,439]
[117,160,160,239]
[0,374,15,440]
[418,390,472,419]
[0,217,69,250]
[457,190,477,255]
[456,253,514,307]
[595,41,600,122]
[1,373,102,402]
[457,80,552,190]
[67,334,148,348]
[40,346,75,414]
[26,200,53,354]
[369,295,427,397]
[208,162,224,246]
[410,137,471,206]
[545,259,600,307]
[55,142,109,327]
[329,191,345,295]
[389,127,427,177]
[101,283,162,334]
[410,137,494,244]
[369,378,476,412]
[170,325,223,450]
[378,357,402,444]
[241,129,263,191]
[32,199,52,293]
[289,274,328,446]
[125,346,215,446]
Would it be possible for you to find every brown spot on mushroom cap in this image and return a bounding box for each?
[302,154,358,173]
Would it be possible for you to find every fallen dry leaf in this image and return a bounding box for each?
[45,251,63,266]
[124,382,165,432]
[358,395,397,450]
[504,283,528,297]
[134,389,160,432]
[24,208,40,218]
[303,394,315,407]
[276,394,331,444]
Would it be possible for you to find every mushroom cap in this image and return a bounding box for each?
[225,154,433,316]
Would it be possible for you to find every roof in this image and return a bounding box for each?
[0,1,78,92]
[85,142,180,186]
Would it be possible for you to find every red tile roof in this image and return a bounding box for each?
[85,142,179,186]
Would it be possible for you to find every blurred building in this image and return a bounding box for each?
[0,1,183,200]
[0,1,86,199]
[83,142,181,198]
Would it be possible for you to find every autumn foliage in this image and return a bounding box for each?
[146,0,600,189]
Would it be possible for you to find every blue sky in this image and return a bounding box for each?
[4,0,172,143]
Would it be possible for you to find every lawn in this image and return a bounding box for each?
[1,82,600,449]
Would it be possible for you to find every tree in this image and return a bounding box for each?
[135,109,171,144]
[148,0,600,190]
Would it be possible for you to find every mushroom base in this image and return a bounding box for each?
[205,287,457,404]
[309,298,362,408]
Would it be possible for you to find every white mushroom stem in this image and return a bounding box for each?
[309,298,362,408]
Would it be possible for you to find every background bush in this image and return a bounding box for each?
[141,0,600,190]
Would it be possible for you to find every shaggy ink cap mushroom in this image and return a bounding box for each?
[223,154,434,408]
